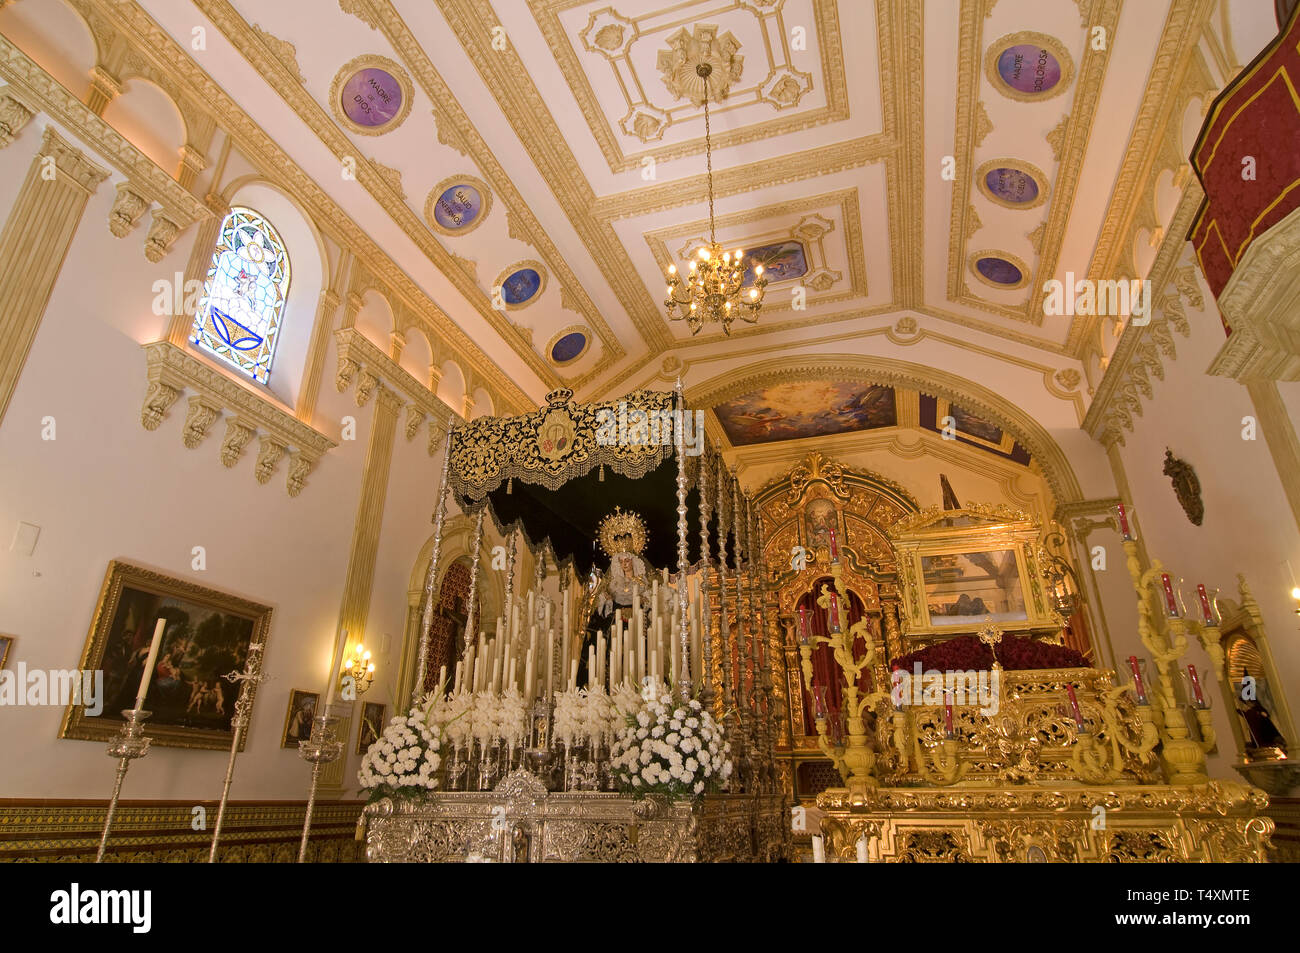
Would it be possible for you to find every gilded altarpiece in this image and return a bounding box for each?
[755,452,918,799]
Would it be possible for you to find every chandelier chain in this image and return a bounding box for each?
[704,92,715,244]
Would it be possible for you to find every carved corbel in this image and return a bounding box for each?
[85,66,122,115]
[181,395,223,449]
[0,94,35,149]
[285,452,316,497]
[336,354,360,392]
[144,209,184,263]
[405,403,425,441]
[355,369,380,407]
[141,381,181,431]
[108,182,151,238]
[254,435,288,484]
[219,417,257,468]
[427,419,443,457]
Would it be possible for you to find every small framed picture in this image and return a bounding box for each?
[281,690,320,749]
[357,701,386,754]
[0,634,13,669]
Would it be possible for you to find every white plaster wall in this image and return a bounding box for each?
[0,121,447,802]
[1115,251,1300,780]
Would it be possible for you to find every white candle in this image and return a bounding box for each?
[588,646,596,689]
[492,657,502,694]
[438,664,447,694]
[528,589,536,628]
[569,659,579,692]
[453,660,462,695]
[323,627,349,708]
[523,655,533,703]
[134,618,167,710]
[650,649,658,684]
[812,835,826,863]
[671,628,679,685]
[856,837,869,863]
[546,629,554,698]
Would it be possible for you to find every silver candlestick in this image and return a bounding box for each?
[297,711,343,862]
[95,708,153,862]
[208,642,266,862]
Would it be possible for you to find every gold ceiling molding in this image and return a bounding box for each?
[326,53,413,136]
[643,188,866,316]
[684,353,1085,503]
[975,157,1050,211]
[251,23,305,85]
[346,1,630,377]
[334,327,458,452]
[881,0,925,312]
[973,99,993,147]
[531,0,848,173]
[1082,186,1205,446]
[84,0,533,413]
[369,156,406,200]
[946,0,1122,329]
[1065,0,1217,355]
[188,0,567,393]
[589,134,894,221]
[1046,114,1070,162]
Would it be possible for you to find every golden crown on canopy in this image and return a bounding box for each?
[598,506,648,558]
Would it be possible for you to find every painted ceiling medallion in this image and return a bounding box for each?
[976,159,1049,210]
[657,24,744,106]
[424,175,492,236]
[328,55,413,136]
[493,260,546,309]
[969,251,1030,290]
[984,33,1075,102]
[548,326,590,366]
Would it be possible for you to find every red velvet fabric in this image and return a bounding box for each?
[795,579,871,735]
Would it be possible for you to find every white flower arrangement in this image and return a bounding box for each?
[552,688,584,749]
[609,690,732,801]
[497,688,528,749]
[357,706,442,797]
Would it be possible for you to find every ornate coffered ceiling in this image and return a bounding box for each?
[31,0,1244,420]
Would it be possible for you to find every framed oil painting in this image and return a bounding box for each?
[921,548,1028,627]
[60,561,272,750]
[357,701,386,754]
[282,690,320,749]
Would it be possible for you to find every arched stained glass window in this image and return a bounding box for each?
[191,207,291,384]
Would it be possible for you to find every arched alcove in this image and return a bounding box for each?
[101,76,186,176]
[0,0,97,99]
[399,324,434,388]
[470,386,494,419]
[437,359,466,415]
[354,289,395,354]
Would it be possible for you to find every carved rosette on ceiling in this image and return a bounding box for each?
[657,24,744,106]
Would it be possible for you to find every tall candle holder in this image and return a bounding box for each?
[796,556,887,794]
[1119,523,1219,784]
[297,711,344,862]
[95,707,153,863]
[208,642,266,862]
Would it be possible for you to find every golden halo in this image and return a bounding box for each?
[598,506,648,558]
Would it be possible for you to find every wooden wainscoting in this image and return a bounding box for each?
[0,799,365,862]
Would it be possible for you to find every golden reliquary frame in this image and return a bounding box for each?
[754,452,918,787]
[887,503,1062,649]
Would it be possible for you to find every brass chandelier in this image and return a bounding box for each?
[664,63,767,336]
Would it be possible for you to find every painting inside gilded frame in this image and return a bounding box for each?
[60,561,272,750]
[920,549,1027,626]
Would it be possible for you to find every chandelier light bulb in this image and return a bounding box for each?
[755,264,763,275]
[699,247,710,260]
[668,264,676,274]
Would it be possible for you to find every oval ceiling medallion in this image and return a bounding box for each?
[969,251,1030,290]
[328,55,413,136]
[984,32,1074,101]
[975,158,1049,210]
[548,326,590,366]
[494,260,546,309]
[425,175,493,236]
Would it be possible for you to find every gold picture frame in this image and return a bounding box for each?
[60,560,272,750]
[357,700,386,754]
[327,54,414,136]
[0,634,12,669]
[282,689,320,749]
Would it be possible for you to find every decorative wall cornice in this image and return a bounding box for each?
[86,0,533,414]
[141,341,337,496]
[0,35,207,255]
[1081,185,1205,446]
[333,327,459,456]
